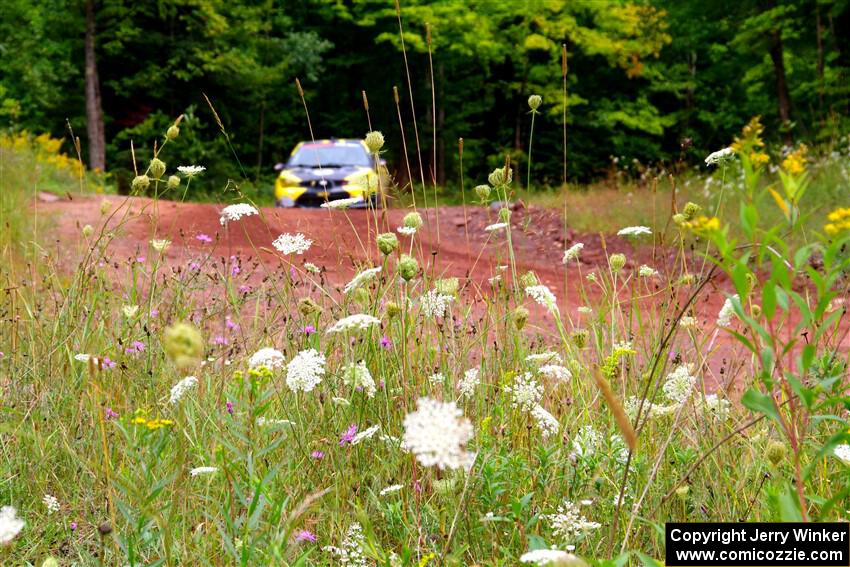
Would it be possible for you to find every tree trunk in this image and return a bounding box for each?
[85,0,106,171]
[816,6,825,111]
[767,27,793,144]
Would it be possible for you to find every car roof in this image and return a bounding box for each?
[290,139,368,156]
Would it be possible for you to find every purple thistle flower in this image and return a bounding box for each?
[213,335,229,346]
[238,285,252,294]
[339,424,357,446]
[380,335,392,349]
[189,261,201,271]
[136,256,146,263]
[196,233,213,243]
[225,317,240,331]
[226,401,234,415]
[311,450,325,459]
[303,325,316,335]
[295,529,317,543]
[70,522,78,531]
[101,357,116,370]
[105,407,119,420]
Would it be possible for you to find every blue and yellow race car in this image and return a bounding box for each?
[274,139,380,207]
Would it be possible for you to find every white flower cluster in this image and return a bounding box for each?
[219,203,259,225]
[177,165,206,177]
[504,372,543,412]
[320,196,363,210]
[617,226,652,237]
[638,264,658,277]
[539,364,572,383]
[169,375,198,405]
[402,397,474,470]
[285,349,326,392]
[662,364,697,404]
[705,147,735,166]
[717,295,739,327]
[562,243,584,264]
[249,347,285,370]
[323,522,369,566]
[420,290,454,318]
[485,222,509,232]
[273,233,312,255]
[0,506,24,544]
[344,267,382,293]
[379,484,403,496]
[520,549,584,566]
[526,352,562,365]
[343,361,377,398]
[531,405,560,439]
[397,226,417,236]
[571,425,601,460]
[457,368,480,399]
[428,372,445,385]
[526,285,558,313]
[351,425,381,445]
[42,494,60,514]
[327,314,381,334]
[190,466,218,477]
[701,394,731,421]
[545,500,602,543]
[834,444,850,465]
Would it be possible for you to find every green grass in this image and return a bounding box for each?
[0,126,848,566]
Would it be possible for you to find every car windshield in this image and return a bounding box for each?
[288,143,371,168]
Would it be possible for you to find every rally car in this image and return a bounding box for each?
[274,139,380,207]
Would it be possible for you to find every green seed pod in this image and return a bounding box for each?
[609,253,627,272]
[675,485,690,500]
[149,158,166,180]
[377,232,399,255]
[498,207,511,223]
[672,213,686,225]
[297,297,322,316]
[82,224,94,238]
[162,322,204,372]
[750,304,762,318]
[487,167,512,187]
[519,271,539,288]
[364,131,385,153]
[397,254,419,281]
[766,441,786,466]
[527,94,542,111]
[385,301,402,319]
[571,329,589,349]
[167,175,180,190]
[131,175,150,193]
[403,212,424,230]
[474,184,491,201]
[166,125,180,140]
[513,306,529,330]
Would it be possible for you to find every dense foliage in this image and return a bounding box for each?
[2,0,850,193]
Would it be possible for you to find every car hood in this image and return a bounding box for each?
[283,165,366,181]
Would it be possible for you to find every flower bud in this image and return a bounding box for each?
[750,304,762,318]
[527,94,542,111]
[82,224,94,238]
[166,125,180,140]
[365,131,385,154]
[498,207,511,223]
[149,158,166,180]
[675,485,690,500]
[98,522,113,536]
[767,441,786,466]
[571,329,589,349]
[377,232,399,255]
[609,253,626,272]
[397,254,419,281]
[100,199,112,215]
[403,212,424,230]
[513,306,529,330]
[474,184,491,201]
[167,175,180,190]
[385,301,402,319]
[488,167,512,188]
[682,201,702,221]
[520,271,539,288]
[131,175,150,193]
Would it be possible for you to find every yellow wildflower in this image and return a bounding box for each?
[824,207,850,236]
[781,144,808,175]
[682,215,721,234]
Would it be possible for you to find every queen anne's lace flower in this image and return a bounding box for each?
[344,267,381,293]
[571,425,601,459]
[545,500,601,543]
[617,226,652,237]
[539,364,572,382]
[403,397,475,470]
[531,405,560,439]
[638,264,658,277]
[834,444,850,465]
[705,147,734,166]
[485,222,509,232]
[320,197,363,210]
[190,466,218,476]
[177,165,206,177]
[285,349,326,392]
[526,285,558,313]
[504,372,543,412]
[0,506,24,544]
[273,233,312,255]
[351,424,380,445]
[526,352,563,365]
[379,484,403,496]
[323,522,369,566]
[520,549,584,566]
[717,295,739,327]
[326,314,381,334]
[662,364,697,404]
[42,494,60,514]
[420,290,454,318]
[397,226,417,236]
[249,347,285,370]
[562,243,584,264]
[219,203,259,225]
[169,375,198,404]
[457,368,480,399]
[342,361,376,398]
